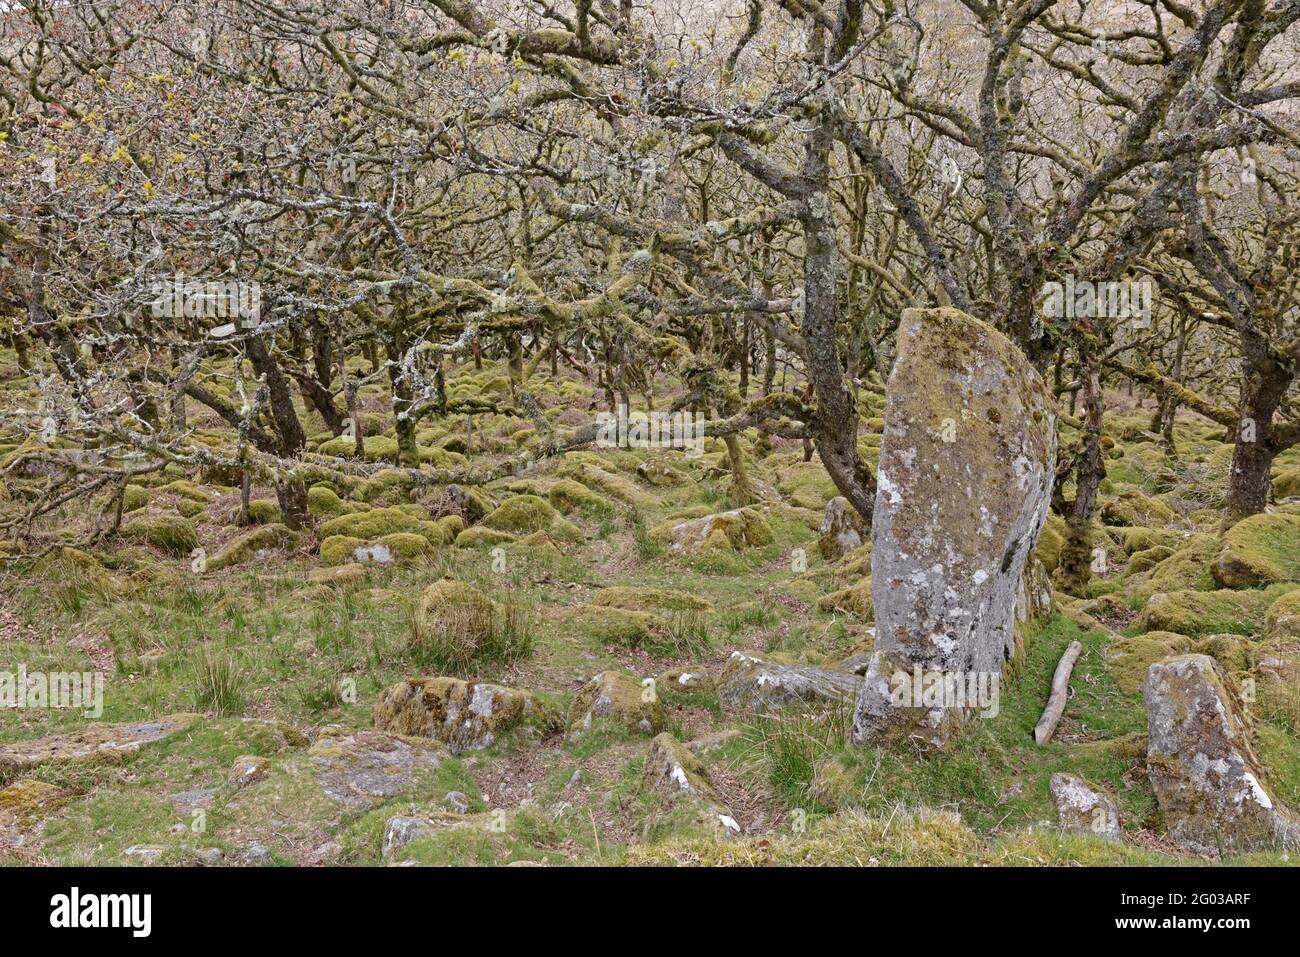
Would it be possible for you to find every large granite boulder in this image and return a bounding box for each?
[1143,654,1299,855]
[853,308,1056,750]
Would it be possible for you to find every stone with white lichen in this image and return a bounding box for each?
[1144,654,1300,855]
[853,307,1056,750]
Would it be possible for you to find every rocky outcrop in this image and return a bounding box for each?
[373,677,547,753]
[719,651,860,713]
[853,308,1056,750]
[0,714,202,775]
[1143,654,1299,855]
[1049,773,1120,839]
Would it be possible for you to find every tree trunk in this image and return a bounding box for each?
[1224,363,1288,526]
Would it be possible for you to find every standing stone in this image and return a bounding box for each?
[853,308,1056,749]
[1143,654,1299,855]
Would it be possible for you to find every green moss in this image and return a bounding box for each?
[317,434,401,463]
[307,484,366,518]
[567,604,667,646]
[158,480,210,504]
[548,479,616,517]
[1134,585,1299,637]
[479,494,582,542]
[245,499,281,525]
[121,514,199,556]
[1211,513,1300,587]
[815,577,873,618]
[592,586,713,613]
[318,506,422,541]
[1100,490,1174,527]
[1272,468,1300,500]
[121,485,150,513]
[319,535,365,565]
[377,532,431,560]
[455,526,518,548]
[207,524,298,571]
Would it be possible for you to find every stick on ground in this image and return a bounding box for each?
[1034,640,1083,745]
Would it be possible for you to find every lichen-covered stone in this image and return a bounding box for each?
[817,496,867,561]
[1143,654,1299,855]
[719,651,860,713]
[854,308,1056,749]
[373,677,545,752]
[637,459,687,487]
[307,726,449,807]
[567,670,663,737]
[1050,773,1120,839]
[228,754,271,789]
[1211,513,1300,588]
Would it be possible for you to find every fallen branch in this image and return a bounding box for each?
[1034,640,1083,745]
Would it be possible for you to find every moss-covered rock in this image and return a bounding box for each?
[567,670,663,738]
[548,479,615,517]
[592,586,713,613]
[651,507,774,554]
[815,577,873,618]
[1272,468,1300,500]
[567,604,667,646]
[1134,585,1298,637]
[1265,589,1300,638]
[640,732,739,839]
[373,677,548,753]
[121,514,199,556]
[479,494,581,541]
[1106,632,1193,694]
[377,532,431,561]
[1101,490,1174,528]
[718,651,860,713]
[207,524,298,571]
[417,514,464,547]
[121,484,150,513]
[455,526,518,548]
[307,484,367,518]
[1211,513,1300,588]
[244,499,281,525]
[318,506,422,541]
[319,535,365,565]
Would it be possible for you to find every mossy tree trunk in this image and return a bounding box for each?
[1057,343,1106,597]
